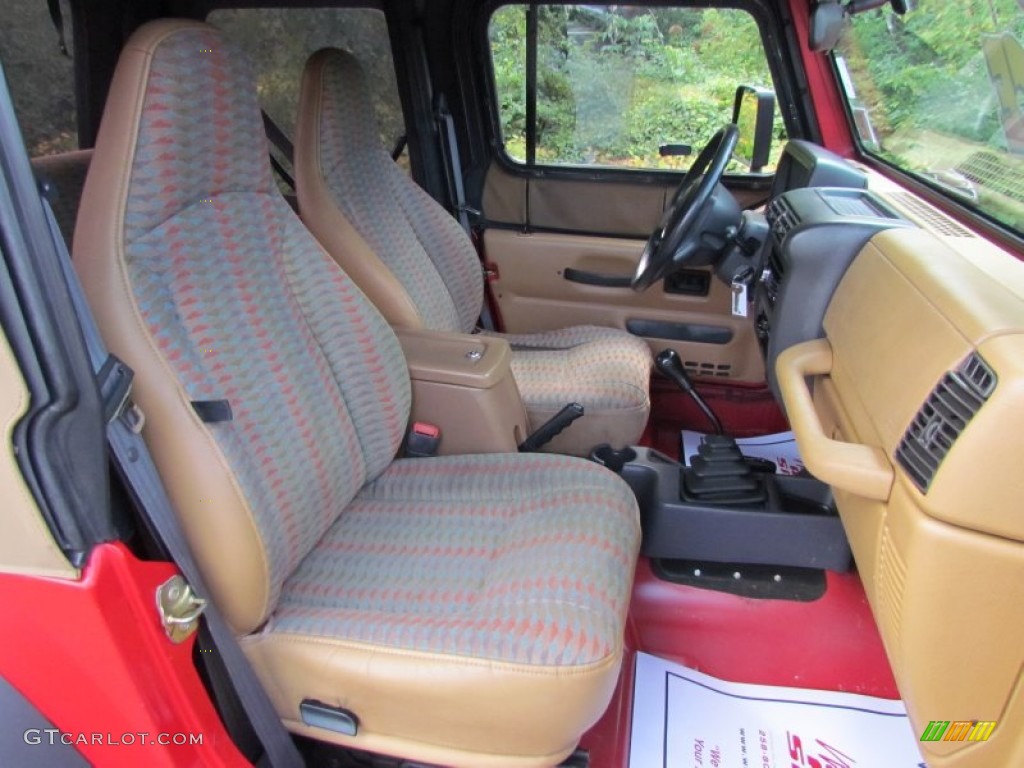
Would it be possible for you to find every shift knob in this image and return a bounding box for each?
[655,348,695,393]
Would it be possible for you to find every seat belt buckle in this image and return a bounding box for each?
[404,422,441,458]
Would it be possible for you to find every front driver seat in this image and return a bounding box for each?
[73,20,640,767]
[295,48,653,456]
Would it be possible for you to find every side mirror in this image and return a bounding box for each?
[731,85,775,174]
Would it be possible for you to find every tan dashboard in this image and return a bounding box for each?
[776,227,1024,767]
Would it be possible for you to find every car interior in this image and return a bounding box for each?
[1,0,1023,766]
[293,45,654,456]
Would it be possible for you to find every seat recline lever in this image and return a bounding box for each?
[519,402,584,452]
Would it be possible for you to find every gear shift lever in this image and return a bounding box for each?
[655,349,724,435]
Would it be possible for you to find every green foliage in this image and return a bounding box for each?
[837,1,1024,232]
[839,0,1024,145]
[490,7,528,142]
[489,5,784,170]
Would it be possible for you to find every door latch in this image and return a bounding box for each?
[156,575,207,643]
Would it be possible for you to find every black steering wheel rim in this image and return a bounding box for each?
[632,125,739,292]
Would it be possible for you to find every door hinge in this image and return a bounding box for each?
[156,575,207,643]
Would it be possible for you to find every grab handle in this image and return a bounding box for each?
[776,339,893,501]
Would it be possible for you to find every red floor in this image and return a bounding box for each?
[578,559,899,768]
[579,378,900,768]
[641,377,791,460]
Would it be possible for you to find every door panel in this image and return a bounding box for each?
[482,161,770,237]
[478,2,780,388]
[483,228,766,383]
[483,162,671,237]
[0,326,78,580]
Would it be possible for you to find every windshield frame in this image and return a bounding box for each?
[828,6,1024,249]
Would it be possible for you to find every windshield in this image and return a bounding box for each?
[834,1,1024,236]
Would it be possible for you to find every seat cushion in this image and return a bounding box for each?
[494,325,652,455]
[243,452,640,767]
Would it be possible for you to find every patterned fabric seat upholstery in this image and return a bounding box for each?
[295,48,652,455]
[73,20,640,768]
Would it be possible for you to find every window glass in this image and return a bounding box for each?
[835,1,1024,234]
[210,8,405,153]
[488,4,785,172]
[1,0,76,155]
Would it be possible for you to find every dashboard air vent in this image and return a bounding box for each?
[896,353,996,493]
[889,192,974,238]
[766,197,800,247]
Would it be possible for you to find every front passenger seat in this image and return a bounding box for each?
[73,20,640,767]
[295,48,653,456]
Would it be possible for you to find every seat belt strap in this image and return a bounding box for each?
[433,94,474,233]
[268,153,295,192]
[261,110,296,192]
[262,110,294,164]
[434,94,496,331]
[45,0,70,57]
[390,134,408,162]
[46,204,304,768]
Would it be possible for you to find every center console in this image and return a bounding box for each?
[396,328,529,455]
[593,442,851,572]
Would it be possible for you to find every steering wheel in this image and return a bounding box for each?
[632,125,739,291]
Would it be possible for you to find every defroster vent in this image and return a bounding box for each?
[896,353,996,493]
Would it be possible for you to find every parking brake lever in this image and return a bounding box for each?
[518,402,584,452]
[655,349,724,435]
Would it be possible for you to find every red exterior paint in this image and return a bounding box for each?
[786,0,855,156]
[0,542,249,767]
[580,557,899,768]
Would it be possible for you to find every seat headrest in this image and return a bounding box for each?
[311,48,384,154]
[116,20,274,244]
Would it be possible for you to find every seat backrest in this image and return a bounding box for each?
[73,20,411,634]
[296,48,483,334]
